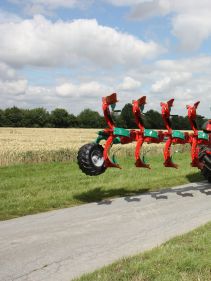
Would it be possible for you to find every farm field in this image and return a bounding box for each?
[0,128,98,166]
[0,127,189,166]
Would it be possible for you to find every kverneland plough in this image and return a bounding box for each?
[77,93,211,182]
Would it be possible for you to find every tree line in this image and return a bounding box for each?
[0,104,206,130]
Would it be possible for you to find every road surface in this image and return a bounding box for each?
[0,181,211,281]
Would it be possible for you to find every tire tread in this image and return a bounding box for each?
[77,143,106,176]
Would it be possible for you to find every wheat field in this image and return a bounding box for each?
[0,128,98,166]
[0,127,189,166]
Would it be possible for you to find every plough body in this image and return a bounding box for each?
[77,93,211,182]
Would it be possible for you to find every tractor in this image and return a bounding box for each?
[77,93,211,182]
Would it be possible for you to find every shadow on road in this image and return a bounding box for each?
[74,172,210,205]
[74,187,150,204]
[186,171,204,183]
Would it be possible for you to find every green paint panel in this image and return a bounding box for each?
[95,130,109,143]
[144,129,158,139]
[114,127,130,137]
[198,131,209,140]
[113,137,121,144]
[172,130,185,140]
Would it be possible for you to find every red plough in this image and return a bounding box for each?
[77,93,211,182]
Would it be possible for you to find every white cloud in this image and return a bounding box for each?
[128,0,211,51]
[151,72,192,92]
[118,76,141,91]
[172,12,211,51]
[155,56,211,73]
[1,54,211,116]
[0,62,27,99]
[0,62,17,80]
[6,1,211,52]
[146,56,211,116]
[56,83,77,97]
[0,15,163,69]
[0,80,106,113]
[0,79,28,96]
[0,7,210,116]
[0,8,21,23]
[56,81,108,98]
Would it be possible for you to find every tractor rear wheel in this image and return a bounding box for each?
[77,143,106,176]
[199,145,211,182]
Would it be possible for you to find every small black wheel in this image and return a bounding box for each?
[199,145,211,182]
[77,143,106,176]
[198,145,208,161]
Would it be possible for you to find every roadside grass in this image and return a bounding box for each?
[0,152,203,220]
[74,222,211,281]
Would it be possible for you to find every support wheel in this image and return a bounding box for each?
[77,143,106,176]
[199,145,211,183]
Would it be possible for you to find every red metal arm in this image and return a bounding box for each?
[186,101,200,135]
[186,101,200,167]
[102,93,121,169]
[103,135,121,169]
[132,96,146,133]
[132,96,150,168]
[161,98,178,168]
[160,99,174,134]
[102,93,118,130]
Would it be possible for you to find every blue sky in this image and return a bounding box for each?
[0,0,211,116]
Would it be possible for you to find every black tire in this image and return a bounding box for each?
[198,145,208,161]
[77,143,106,176]
[199,145,211,182]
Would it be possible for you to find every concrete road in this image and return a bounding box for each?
[0,181,211,281]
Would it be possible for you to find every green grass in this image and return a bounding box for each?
[0,152,203,220]
[73,222,211,281]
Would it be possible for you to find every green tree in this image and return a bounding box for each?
[24,108,50,127]
[69,114,78,128]
[0,109,5,126]
[113,113,125,128]
[77,109,103,128]
[145,110,164,129]
[120,103,136,128]
[196,117,208,131]
[4,107,26,127]
[50,108,71,128]
[171,116,191,130]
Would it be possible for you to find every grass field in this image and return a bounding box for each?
[0,152,202,220]
[74,222,211,281]
[0,127,189,166]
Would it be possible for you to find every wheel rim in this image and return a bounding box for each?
[91,150,104,167]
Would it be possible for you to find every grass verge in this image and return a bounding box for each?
[0,152,203,220]
[73,222,211,281]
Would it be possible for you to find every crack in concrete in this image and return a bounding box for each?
[12,258,64,281]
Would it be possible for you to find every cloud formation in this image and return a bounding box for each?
[0,15,163,69]
[129,0,211,51]
[118,76,141,91]
[0,2,211,116]
[8,1,211,51]
[56,81,108,98]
